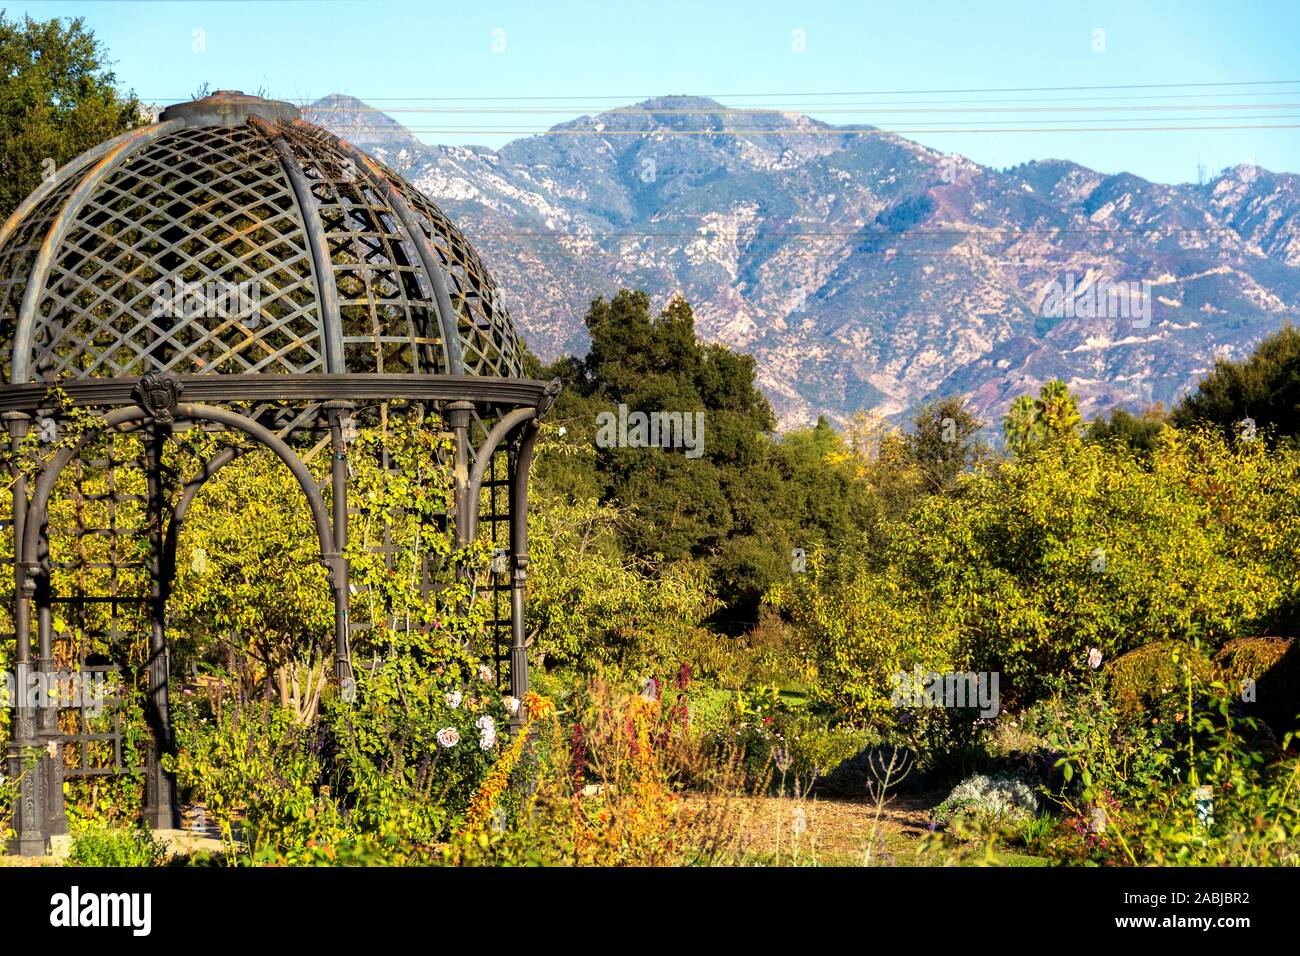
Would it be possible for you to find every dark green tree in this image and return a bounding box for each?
[1172,325,1300,444]
[1088,405,1169,455]
[0,13,143,221]
[535,289,873,627]
[906,396,988,492]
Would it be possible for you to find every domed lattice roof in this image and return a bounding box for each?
[0,91,523,385]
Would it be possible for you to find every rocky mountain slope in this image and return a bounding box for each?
[308,94,1300,428]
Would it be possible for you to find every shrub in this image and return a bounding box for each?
[702,684,788,788]
[67,823,166,867]
[823,428,1300,710]
[454,674,747,866]
[932,773,1039,827]
[767,546,950,722]
[321,645,509,848]
[1214,636,1300,732]
[786,723,881,790]
[166,699,347,861]
[1105,640,1213,720]
[1049,669,1300,866]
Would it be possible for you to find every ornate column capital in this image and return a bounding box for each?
[132,372,183,424]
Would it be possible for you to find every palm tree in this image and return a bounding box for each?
[1004,394,1042,455]
[1038,379,1082,439]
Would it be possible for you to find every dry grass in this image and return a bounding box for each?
[689,790,1050,866]
[681,790,937,865]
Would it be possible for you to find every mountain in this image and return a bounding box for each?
[306,93,1300,428]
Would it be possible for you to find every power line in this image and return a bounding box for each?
[320,122,1300,135]
[246,78,1300,102]
[302,102,1300,116]
[149,78,1300,105]
[443,227,1269,238]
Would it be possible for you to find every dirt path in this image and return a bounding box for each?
[722,791,940,864]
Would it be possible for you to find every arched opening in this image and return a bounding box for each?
[3,391,536,851]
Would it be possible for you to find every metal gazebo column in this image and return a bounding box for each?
[142,421,179,830]
[327,401,354,688]
[505,381,560,729]
[4,411,45,855]
[33,438,63,840]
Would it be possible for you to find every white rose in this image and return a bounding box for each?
[445,689,463,709]
[436,727,461,749]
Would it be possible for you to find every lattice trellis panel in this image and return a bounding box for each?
[45,432,153,781]
[46,430,152,665]
[0,172,89,383]
[29,125,325,381]
[392,179,525,379]
[279,123,445,375]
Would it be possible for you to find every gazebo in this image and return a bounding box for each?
[0,91,556,855]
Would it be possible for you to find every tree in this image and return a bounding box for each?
[780,427,1300,713]
[1038,379,1082,437]
[525,492,715,672]
[906,396,988,492]
[1004,395,1042,455]
[168,412,492,722]
[1172,325,1300,444]
[1088,404,1169,454]
[1003,380,1082,454]
[536,289,873,627]
[0,13,143,220]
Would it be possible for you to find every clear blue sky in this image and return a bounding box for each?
[16,0,1300,183]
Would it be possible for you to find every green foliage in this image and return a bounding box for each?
[1004,395,1043,456]
[768,545,947,721]
[1213,635,1294,683]
[1003,379,1082,454]
[536,289,873,625]
[1213,636,1300,733]
[1045,670,1300,865]
[786,723,880,785]
[168,443,333,686]
[1104,640,1213,720]
[1087,405,1169,455]
[888,427,1300,699]
[321,638,508,847]
[457,673,747,867]
[0,12,143,220]
[160,409,517,860]
[165,699,347,861]
[67,822,166,867]
[1173,324,1300,444]
[525,491,716,671]
[905,396,988,493]
[776,425,1300,718]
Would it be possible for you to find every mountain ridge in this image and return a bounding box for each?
[305,94,1300,428]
